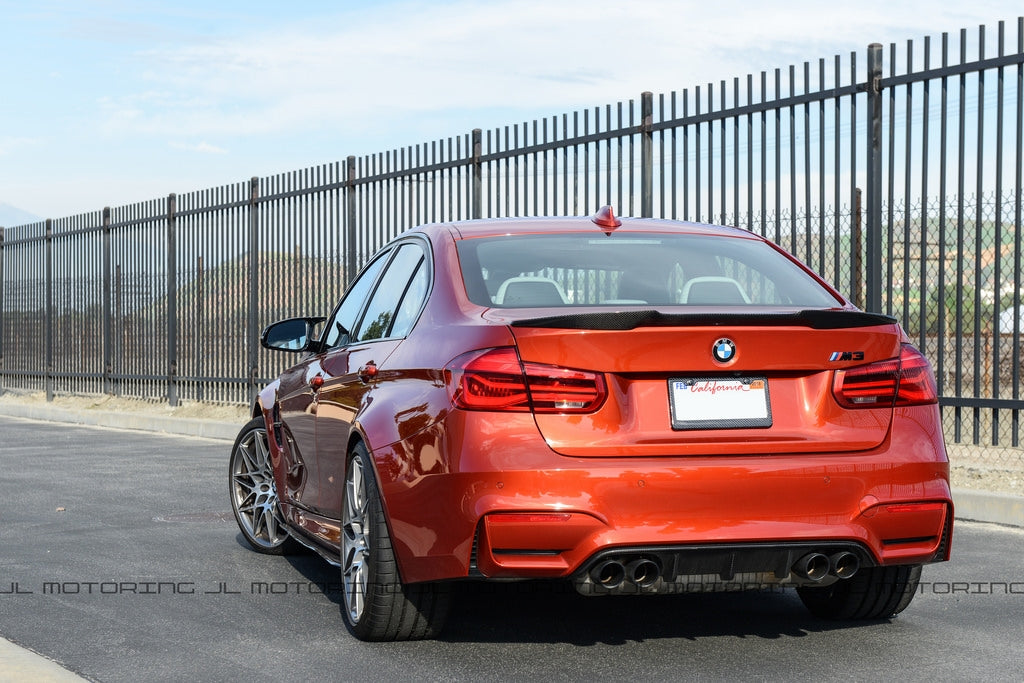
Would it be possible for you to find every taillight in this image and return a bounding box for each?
[446,347,529,411]
[446,347,606,413]
[833,344,938,409]
[894,346,941,405]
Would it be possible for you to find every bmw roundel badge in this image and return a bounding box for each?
[712,338,736,363]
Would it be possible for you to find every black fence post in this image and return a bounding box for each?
[45,219,53,402]
[865,43,884,314]
[852,188,864,308]
[345,156,358,287]
[196,255,204,403]
[102,207,112,395]
[641,91,653,218]
[0,226,4,387]
[471,128,482,219]
[114,263,122,397]
[247,177,260,405]
[167,194,178,407]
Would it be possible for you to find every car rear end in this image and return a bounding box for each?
[440,216,951,599]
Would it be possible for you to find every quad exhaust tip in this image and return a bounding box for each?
[829,551,860,579]
[589,557,662,590]
[590,559,627,589]
[792,551,861,582]
[627,559,661,589]
[792,553,831,582]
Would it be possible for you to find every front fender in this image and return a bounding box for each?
[256,380,280,420]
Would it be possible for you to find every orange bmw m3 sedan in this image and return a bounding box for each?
[229,207,951,641]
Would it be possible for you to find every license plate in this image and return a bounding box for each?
[668,377,772,430]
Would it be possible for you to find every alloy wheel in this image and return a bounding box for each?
[342,454,371,624]
[230,424,290,549]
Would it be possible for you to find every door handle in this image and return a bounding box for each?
[358,362,378,383]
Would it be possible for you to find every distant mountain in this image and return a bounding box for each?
[0,202,43,227]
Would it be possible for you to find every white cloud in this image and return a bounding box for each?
[98,0,1023,141]
[8,0,1021,217]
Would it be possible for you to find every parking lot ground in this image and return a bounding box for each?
[2,414,1024,681]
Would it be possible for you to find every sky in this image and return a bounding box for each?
[1,0,1021,223]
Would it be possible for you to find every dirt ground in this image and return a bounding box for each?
[0,390,249,422]
[946,444,1023,495]
[1,389,1021,496]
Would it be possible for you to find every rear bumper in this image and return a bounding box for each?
[475,503,952,591]
[373,408,951,584]
[471,489,952,579]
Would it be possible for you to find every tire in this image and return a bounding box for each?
[797,564,922,620]
[229,417,299,554]
[341,442,450,641]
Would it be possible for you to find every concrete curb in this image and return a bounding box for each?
[0,401,1021,531]
[0,637,87,682]
[0,401,241,442]
[951,488,1024,528]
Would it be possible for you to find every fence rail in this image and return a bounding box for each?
[3,19,1024,462]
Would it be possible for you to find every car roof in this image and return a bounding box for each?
[412,215,760,241]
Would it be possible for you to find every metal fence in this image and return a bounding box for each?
[2,18,1023,461]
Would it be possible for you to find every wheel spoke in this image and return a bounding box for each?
[252,433,270,471]
[239,442,260,475]
[265,507,279,540]
[233,475,259,496]
[344,554,367,620]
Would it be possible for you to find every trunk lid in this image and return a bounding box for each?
[503,309,903,457]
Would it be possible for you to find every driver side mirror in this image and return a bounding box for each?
[260,317,326,352]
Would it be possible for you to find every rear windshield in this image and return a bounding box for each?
[456,232,842,308]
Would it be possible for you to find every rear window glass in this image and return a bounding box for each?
[456,232,841,308]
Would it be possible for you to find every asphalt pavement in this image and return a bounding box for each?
[2,409,1024,681]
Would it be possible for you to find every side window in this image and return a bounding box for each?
[323,250,390,348]
[354,243,426,342]
[389,258,428,338]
